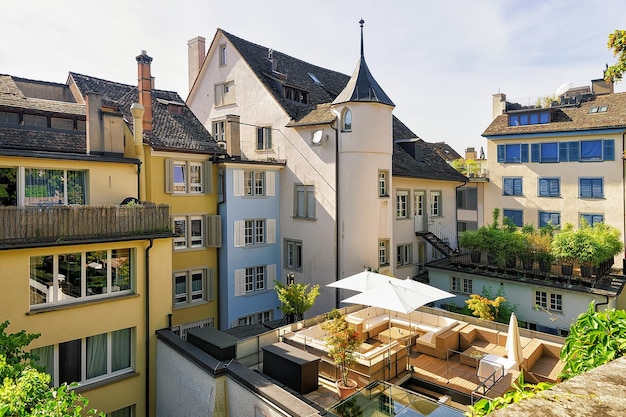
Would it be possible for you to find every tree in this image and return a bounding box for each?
[0,321,103,417]
[605,30,626,82]
[274,281,320,322]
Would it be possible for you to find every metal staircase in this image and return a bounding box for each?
[415,231,457,258]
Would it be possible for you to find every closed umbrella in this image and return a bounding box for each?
[505,312,524,371]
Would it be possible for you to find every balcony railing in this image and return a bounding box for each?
[0,204,172,248]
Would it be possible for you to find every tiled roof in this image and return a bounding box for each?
[285,103,335,127]
[483,92,626,137]
[429,142,462,162]
[0,125,86,154]
[69,73,225,155]
[392,140,468,182]
[0,75,85,116]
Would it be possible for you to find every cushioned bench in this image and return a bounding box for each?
[522,339,564,383]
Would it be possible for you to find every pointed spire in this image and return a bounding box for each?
[332,19,394,106]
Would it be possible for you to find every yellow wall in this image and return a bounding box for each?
[0,237,172,416]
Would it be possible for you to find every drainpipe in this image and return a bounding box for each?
[216,162,226,328]
[144,238,154,414]
[595,295,609,312]
[331,120,340,308]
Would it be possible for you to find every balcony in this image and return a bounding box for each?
[0,204,172,248]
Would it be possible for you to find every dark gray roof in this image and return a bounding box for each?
[0,125,86,154]
[69,73,225,155]
[393,140,468,182]
[332,55,394,106]
[483,92,626,137]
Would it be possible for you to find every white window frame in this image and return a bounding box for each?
[294,184,315,219]
[165,159,212,195]
[396,190,410,219]
[234,219,275,247]
[430,190,442,217]
[342,108,352,132]
[451,276,473,294]
[219,44,227,66]
[213,120,225,143]
[379,239,389,267]
[173,268,214,306]
[20,167,88,206]
[234,264,276,296]
[215,81,235,107]
[173,215,204,250]
[378,170,389,197]
[396,243,413,267]
[284,239,303,271]
[244,171,265,196]
[256,127,272,151]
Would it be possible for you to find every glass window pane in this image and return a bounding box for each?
[112,329,131,372]
[189,163,202,192]
[32,345,54,383]
[505,144,521,163]
[190,218,202,247]
[111,249,131,291]
[59,339,81,384]
[87,333,108,379]
[191,272,204,300]
[0,167,18,206]
[541,143,558,162]
[59,253,82,298]
[30,256,52,305]
[86,251,108,296]
[175,274,187,303]
[581,140,602,161]
[173,163,186,192]
[67,171,85,205]
[24,168,65,206]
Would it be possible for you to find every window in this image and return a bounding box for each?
[497,143,529,163]
[234,264,276,296]
[535,291,563,313]
[234,219,275,247]
[508,110,549,126]
[396,190,409,219]
[503,209,523,227]
[174,268,213,306]
[456,187,477,210]
[51,117,74,130]
[32,328,132,386]
[538,178,560,197]
[579,178,603,198]
[396,244,413,267]
[0,111,19,124]
[0,167,17,206]
[284,239,303,271]
[244,171,265,196]
[502,177,523,196]
[294,184,315,219]
[342,109,352,131]
[256,127,272,150]
[173,215,204,250]
[283,86,308,104]
[451,277,472,294]
[535,139,614,163]
[215,81,235,106]
[23,168,86,206]
[539,211,560,228]
[379,240,389,266]
[219,44,227,66]
[580,140,603,161]
[212,120,225,143]
[580,213,604,227]
[165,160,211,194]
[430,191,441,216]
[238,310,273,326]
[108,405,135,417]
[540,142,558,162]
[29,249,133,308]
[244,219,265,245]
[378,170,388,197]
[23,114,47,127]
[457,221,478,232]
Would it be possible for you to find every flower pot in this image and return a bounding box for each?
[580,265,593,278]
[539,260,551,273]
[336,379,358,399]
[561,264,573,276]
[470,251,481,263]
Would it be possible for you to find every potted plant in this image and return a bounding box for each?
[459,229,483,263]
[274,280,320,323]
[551,223,576,276]
[321,309,363,399]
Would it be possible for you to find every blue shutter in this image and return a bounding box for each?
[521,144,529,162]
[593,179,603,197]
[568,141,579,161]
[550,179,560,196]
[514,178,523,195]
[603,139,615,161]
[531,144,540,162]
[579,179,590,197]
[497,145,505,163]
[559,142,568,162]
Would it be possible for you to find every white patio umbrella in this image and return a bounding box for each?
[341,279,454,378]
[505,312,524,371]
[326,269,392,292]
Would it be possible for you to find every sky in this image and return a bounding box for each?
[3,0,626,155]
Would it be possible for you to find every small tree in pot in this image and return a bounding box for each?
[322,309,363,398]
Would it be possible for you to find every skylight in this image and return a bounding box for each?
[589,105,608,114]
[307,72,321,84]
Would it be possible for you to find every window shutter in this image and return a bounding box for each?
[205,215,222,247]
[266,219,276,244]
[520,144,529,162]
[604,139,615,161]
[267,264,276,289]
[234,221,245,247]
[206,268,215,301]
[497,145,504,163]
[266,171,276,196]
[203,161,213,194]
[559,142,568,162]
[234,269,245,296]
[233,170,244,196]
[530,144,540,162]
[568,141,580,161]
[165,159,174,193]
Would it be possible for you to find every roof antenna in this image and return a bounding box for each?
[359,18,365,58]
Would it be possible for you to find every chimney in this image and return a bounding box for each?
[86,92,103,154]
[188,36,206,92]
[225,114,241,157]
[465,147,477,160]
[136,50,153,133]
[492,93,506,119]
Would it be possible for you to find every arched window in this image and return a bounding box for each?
[342,108,352,132]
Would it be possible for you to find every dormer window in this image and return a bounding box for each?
[508,110,550,126]
[283,86,308,104]
[342,108,352,132]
